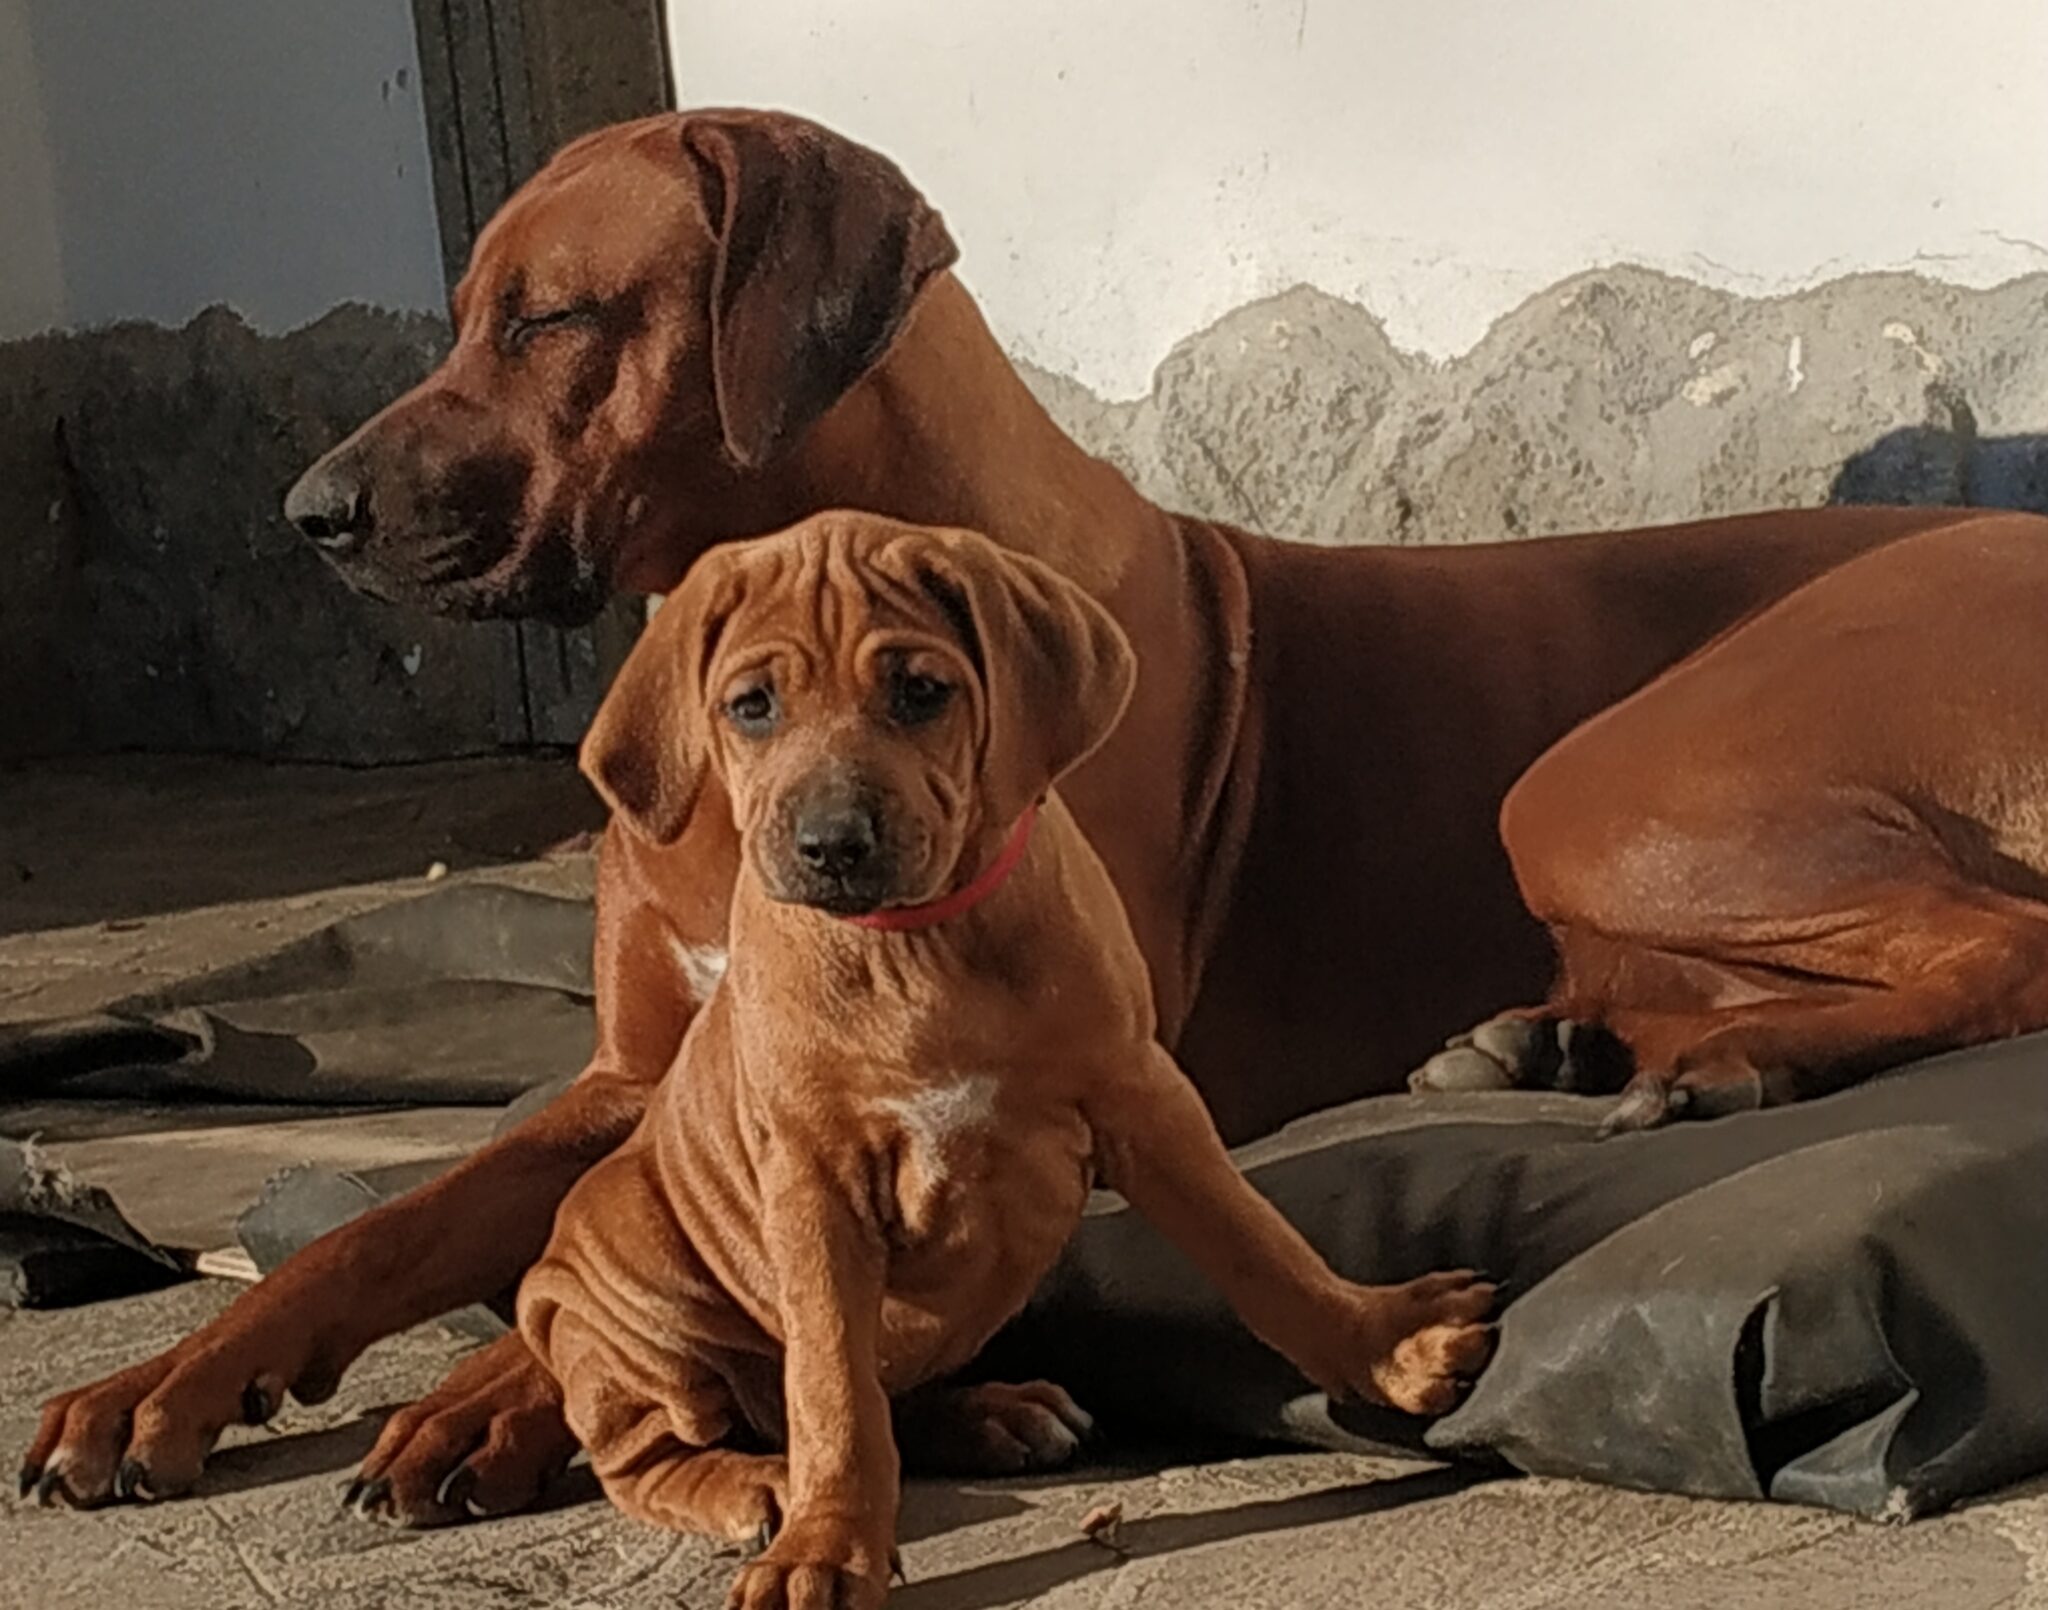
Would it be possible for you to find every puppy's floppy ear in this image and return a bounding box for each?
[680,110,959,472]
[580,550,745,845]
[888,529,1137,824]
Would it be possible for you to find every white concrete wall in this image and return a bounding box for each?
[2,0,445,340]
[667,0,2048,400]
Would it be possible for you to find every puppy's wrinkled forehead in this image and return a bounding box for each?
[707,522,976,684]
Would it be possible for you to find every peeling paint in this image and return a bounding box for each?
[1022,265,2048,552]
[1884,320,1948,377]
[1683,364,1746,407]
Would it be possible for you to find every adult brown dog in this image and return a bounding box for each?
[19,108,1981,1521]
[1412,512,2048,1131]
[521,510,1493,1608]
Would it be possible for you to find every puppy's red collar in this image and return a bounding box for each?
[842,804,1040,933]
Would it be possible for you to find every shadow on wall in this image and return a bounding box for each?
[1831,389,2048,514]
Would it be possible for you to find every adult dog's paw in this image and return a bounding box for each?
[896,1379,1094,1474]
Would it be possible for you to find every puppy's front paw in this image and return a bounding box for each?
[1338,1270,1498,1418]
[725,1514,890,1610]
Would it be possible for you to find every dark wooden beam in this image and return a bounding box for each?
[409,0,670,744]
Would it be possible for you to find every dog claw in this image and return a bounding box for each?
[434,1463,477,1513]
[113,1459,156,1503]
[345,1475,392,1519]
[340,1477,365,1510]
[891,1547,908,1585]
[1599,1082,1670,1137]
[35,1467,67,1508]
[17,1465,37,1502]
[716,1517,779,1563]
[242,1380,278,1426]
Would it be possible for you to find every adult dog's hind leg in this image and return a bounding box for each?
[1591,879,2048,1131]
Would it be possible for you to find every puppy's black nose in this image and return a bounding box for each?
[285,457,371,552]
[794,806,879,878]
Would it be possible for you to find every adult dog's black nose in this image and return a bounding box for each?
[285,457,371,552]
[794,805,879,878]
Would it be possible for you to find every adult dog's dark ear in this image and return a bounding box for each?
[579,551,745,845]
[884,528,1137,827]
[681,110,959,472]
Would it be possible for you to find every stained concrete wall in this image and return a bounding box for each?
[0,308,515,762]
[0,4,508,764]
[1021,271,2048,548]
[0,2,668,765]
[15,267,2037,767]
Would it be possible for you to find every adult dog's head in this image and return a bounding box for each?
[282,111,956,625]
[580,511,1134,919]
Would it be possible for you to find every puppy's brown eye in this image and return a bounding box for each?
[889,671,953,727]
[725,685,778,735]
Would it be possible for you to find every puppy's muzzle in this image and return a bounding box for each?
[796,803,880,880]
[771,778,903,916]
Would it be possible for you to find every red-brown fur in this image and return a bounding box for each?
[523,511,1490,1607]
[1418,513,2048,1132]
[20,109,1983,1521]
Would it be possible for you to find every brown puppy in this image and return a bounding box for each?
[1414,511,2048,1130]
[24,108,1970,1522]
[519,511,1493,1608]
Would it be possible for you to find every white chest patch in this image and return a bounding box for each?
[669,938,729,1006]
[877,1074,1001,1157]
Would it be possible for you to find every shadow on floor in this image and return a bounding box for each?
[0,752,603,936]
[190,1402,1037,1543]
[892,1463,1494,1610]
[197,1413,389,1498]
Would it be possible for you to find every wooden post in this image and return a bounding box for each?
[409,0,671,746]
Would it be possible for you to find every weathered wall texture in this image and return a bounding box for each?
[0,0,665,766]
[0,306,530,763]
[1022,267,2048,548]
[6,265,2043,762]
